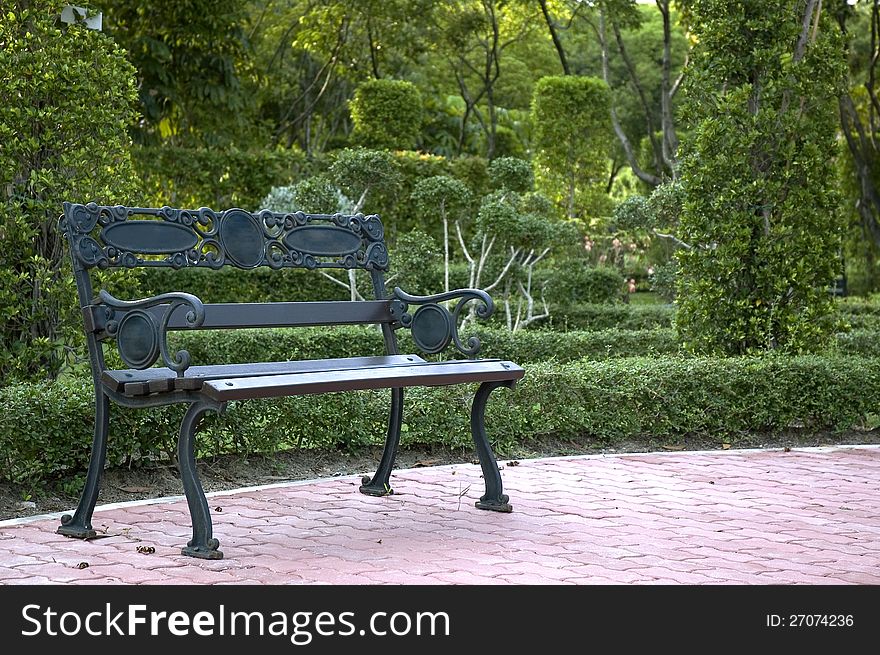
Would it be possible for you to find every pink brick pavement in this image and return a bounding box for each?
[1,445,878,585]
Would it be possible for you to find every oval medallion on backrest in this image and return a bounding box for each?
[283,225,363,259]
[103,221,199,255]
[219,210,264,268]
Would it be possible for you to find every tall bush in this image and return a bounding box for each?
[675,0,847,354]
[349,79,423,151]
[530,76,613,220]
[0,1,140,380]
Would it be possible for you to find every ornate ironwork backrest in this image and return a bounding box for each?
[61,202,389,273]
[61,202,399,377]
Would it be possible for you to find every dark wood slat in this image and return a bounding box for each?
[201,360,525,402]
[148,378,174,394]
[105,355,427,396]
[148,301,394,330]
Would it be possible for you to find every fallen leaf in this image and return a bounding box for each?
[75,562,89,569]
[721,443,731,450]
[214,506,223,512]
[136,545,155,555]
[414,459,440,468]
[783,446,791,452]
[507,460,520,467]
[662,445,685,451]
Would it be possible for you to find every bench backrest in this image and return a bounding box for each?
[61,202,401,377]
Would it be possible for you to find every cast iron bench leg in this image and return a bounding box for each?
[58,387,110,539]
[471,380,515,513]
[360,387,404,496]
[179,401,223,559]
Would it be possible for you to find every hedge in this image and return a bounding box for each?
[167,326,681,366]
[2,355,878,486]
[544,303,675,331]
[834,329,880,357]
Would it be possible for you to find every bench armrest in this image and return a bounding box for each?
[97,290,205,376]
[389,286,493,356]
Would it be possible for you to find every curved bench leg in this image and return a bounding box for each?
[472,380,514,513]
[179,401,223,559]
[58,388,110,539]
[360,387,404,497]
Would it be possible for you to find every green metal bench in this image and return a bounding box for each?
[57,202,524,559]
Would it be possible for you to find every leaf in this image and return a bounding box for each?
[721,443,731,450]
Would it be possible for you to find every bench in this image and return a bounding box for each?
[57,202,524,559]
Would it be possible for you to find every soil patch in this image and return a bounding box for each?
[2,429,879,521]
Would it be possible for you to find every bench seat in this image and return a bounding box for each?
[103,354,428,396]
[201,359,525,401]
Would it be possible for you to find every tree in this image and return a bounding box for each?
[94,0,254,147]
[0,0,140,380]
[675,0,847,354]
[411,176,472,294]
[835,1,880,294]
[530,75,613,221]
[536,1,688,187]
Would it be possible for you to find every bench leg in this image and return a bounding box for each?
[360,387,404,497]
[58,388,110,539]
[471,380,514,513]
[178,401,223,560]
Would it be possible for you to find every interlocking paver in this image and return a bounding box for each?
[1,445,878,585]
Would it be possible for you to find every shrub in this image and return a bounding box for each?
[4,355,878,485]
[0,1,140,380]
[539,265,626,305]
[531,76,613,220]
[350,79,423,151]
[134,145,308,211]
[545,303,675,331]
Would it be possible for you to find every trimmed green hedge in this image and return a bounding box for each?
[544,303,675,331]
[169,326,681,365]
[834,329,880,357]
[2,355,878,485]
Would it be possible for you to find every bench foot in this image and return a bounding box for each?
[476,494,513,513]
[182,538,223,560]
[57,516,98,539]
[471,380,515,513]
[359,475,394,497]
[57,388,110,541]
[359,387,404,497]
[179,401,223,560]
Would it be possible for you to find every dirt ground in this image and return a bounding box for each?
[2,429,880,522]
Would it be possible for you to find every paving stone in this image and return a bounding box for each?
[0,446,877,585]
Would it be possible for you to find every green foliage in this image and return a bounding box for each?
[675,0,848,355]
[530,76,613,220]
[411,175,472,223]
[95,0,255,147]
[329,148,402,211]
[260,176,346,214]
[0,1,140,381]
[5,354,879,484]
[834,329,880,357]
[488,156,533,193]
[142,267,353,304]
[538,266,626,305]
[350,79,424,151]
[545,303,675,331]
[134,145,308,210]
[389,229,443,297]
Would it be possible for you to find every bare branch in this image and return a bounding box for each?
[484,245,520,292]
